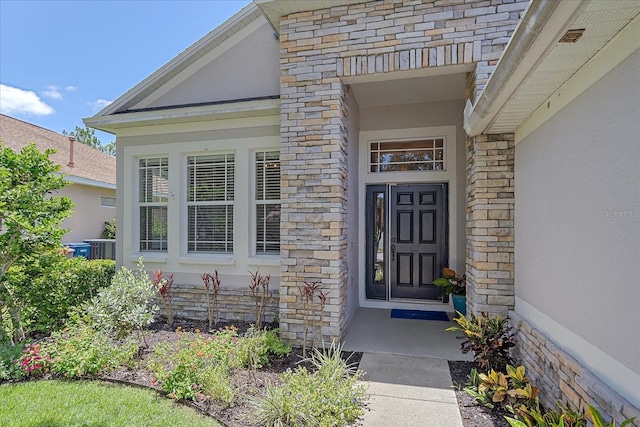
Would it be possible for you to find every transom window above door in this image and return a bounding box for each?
[370,138,445,172]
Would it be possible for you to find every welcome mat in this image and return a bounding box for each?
[390,309,450,321]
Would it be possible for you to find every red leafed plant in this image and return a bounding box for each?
[297,281,329,357]
[201,270,222,329]
[249,270,270,330]
[151,270,174,326]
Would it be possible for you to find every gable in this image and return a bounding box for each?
[134,20,280,111]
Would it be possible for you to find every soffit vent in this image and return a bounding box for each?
[559,29,585,43]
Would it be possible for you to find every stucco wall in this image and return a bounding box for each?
[59,184,116,244]
[145,20,280,109]
[514,49,640,405]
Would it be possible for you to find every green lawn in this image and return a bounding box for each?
[0,380,222,427]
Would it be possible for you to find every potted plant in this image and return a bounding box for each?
[433,268,466,316]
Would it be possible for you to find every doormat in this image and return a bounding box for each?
[390,309,450,321]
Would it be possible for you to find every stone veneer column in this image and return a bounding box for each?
[465,133,515,317]
[278,36,350,344]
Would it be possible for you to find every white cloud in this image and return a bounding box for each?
[0,84,55,116]
[89,98,113,112]
[42,84,63,100]
[65,85,77,92]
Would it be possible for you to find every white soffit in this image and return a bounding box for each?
[255,0,368,32]
[486,0,640,134]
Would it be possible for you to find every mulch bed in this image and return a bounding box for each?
[449,361,511,427]
[101,318,362,427]
[11,316,508,426]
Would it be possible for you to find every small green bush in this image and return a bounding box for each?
[3,253,115,335]
[86,258,157,341]
[251,342,368,427]
[465,365,539,413]
[0,341,24,381]
[233,328,291,369]
[447,311,516,371]
[18,318,138,379]
[147,327,237,402]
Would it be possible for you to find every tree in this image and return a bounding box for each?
[0,143,73,343]
[62,126,115,157]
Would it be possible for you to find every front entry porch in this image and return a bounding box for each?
[342,308,472,361]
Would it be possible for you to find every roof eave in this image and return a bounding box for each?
[83,97,281,133]
[463,0,587,137]
[60,174,116,190]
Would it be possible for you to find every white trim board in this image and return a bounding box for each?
[514,296,640,409]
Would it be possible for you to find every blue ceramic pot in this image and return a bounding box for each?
[452,294,467,316]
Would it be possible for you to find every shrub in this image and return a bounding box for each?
[147,327,238,402]
[18,317,138,379]
[587,406,636,427]
[505,401,588,427]
[102,218,116,239]
[3,254,115,335]
[86,258,157,343]
[45,321,139,378]
[465,365,539,413]
[251,341,368,427]
[233,328,291,370]
[447,311,516,371]
[0,341,24,381]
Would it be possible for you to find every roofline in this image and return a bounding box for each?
[463,0,587,136]
[84,97,281,133]
[94,2,261,118]
[61,174,116,190]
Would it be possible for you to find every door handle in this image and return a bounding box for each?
[391,244,395,261]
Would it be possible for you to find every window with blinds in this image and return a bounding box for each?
[139,157,168,251]
[255,151,280,254]
[187,153,235,253]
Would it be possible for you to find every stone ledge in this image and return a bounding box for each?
[509,310,639,423]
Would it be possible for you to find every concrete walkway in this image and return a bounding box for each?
[343,308,471,426]
[358,353,463,427]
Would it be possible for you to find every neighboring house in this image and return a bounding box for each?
[84,0,639,421]
[0,114,117,244]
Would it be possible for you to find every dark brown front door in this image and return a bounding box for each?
[390,184,447,300]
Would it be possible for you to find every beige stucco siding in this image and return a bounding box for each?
[144,21,280,109]
[514,49,640,390]
[59,184,116,244]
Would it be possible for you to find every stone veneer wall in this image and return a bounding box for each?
[465,133,515,316]
[167,284,279,324]
[510,311,640,423]
[279,0,527,344]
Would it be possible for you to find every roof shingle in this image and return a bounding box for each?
[0,114,116,186]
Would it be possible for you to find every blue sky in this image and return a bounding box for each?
[0,0,251,144]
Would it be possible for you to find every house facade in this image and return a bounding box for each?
[85,0,639,421]
[0,114,117,244]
